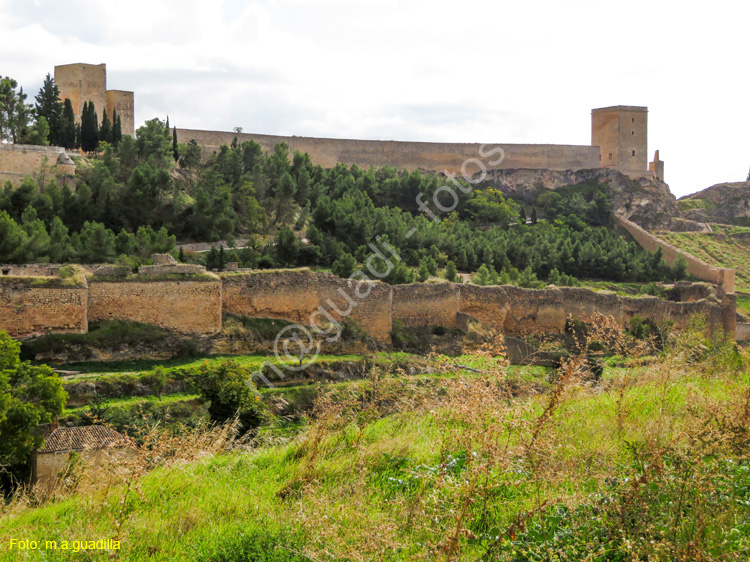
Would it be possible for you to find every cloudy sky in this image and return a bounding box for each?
[1,0,747,197]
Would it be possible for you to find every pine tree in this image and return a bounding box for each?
[218,245,226,271]
[100,109,111,145]
[172,127,179,162]
[34,74,63,146]
[205,246,220,270]
[444,260,457,282]
[61,99,76,149]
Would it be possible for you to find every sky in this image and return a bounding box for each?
[1,0,748,198]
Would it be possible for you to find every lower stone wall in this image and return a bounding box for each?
[0,267,737,343]
[392,283,460,329]
[0,283,87,337]
[615,215,735,294]
[0,144,76,186]
[222,270,321,325]
[88,281,222,335]
[222,270,392,343]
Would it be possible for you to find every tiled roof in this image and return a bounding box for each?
[36,426,128,454]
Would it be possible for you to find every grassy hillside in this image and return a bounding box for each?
[2,328,749,561]
[656,225,750,310]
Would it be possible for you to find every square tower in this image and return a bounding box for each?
[106,90,135,138]
[591,106,648,178]
[54,63,108,125]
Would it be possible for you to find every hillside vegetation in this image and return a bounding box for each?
[656,225,750,294]
[2,322,749,561]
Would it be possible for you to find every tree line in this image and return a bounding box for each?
[1,73,123,150]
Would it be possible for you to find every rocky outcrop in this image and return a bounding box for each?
[678,182,750,225]
[478,168,679,229]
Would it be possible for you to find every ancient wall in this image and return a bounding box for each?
[55,63,107,124]
[615,214,736,294]
[176,128,600,175]
[222,270,392,343]
[106,90,135,137]
[317,275,392,343]
[0,144,75,186]
[222,270,321,325]
[392,283,460,329]
[0,282,87,337]
[88,280,222,335]
[737,322,750,342]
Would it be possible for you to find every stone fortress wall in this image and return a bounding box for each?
[0,264,738,343]
[176,128,601,176]
[0,144,76,186]
[177,105,663,180]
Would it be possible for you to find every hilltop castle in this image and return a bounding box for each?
[0,63,665,186]
[51,63,665,181]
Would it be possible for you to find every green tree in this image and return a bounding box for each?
[34,74,63,146]
[135,118,172,166]
[142,367,167,400]
[191,360,265,433]
[444,260,457,282]
[172,127,179,162]
[99,108,112,145]
[80,101,99,152]
[0,331,67,465]
[179,139,202,169]
[61,99,76,149]
[417,262,430,282]
[331,253,357,278]
[24,116,50,146]
[111,109,122,147]
[275,226,299,266]
[0,76,32,143]
[78,221,116,263]
[205,245,220,270]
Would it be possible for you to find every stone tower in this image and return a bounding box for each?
[591,105,650,179]
[54,63,135,138]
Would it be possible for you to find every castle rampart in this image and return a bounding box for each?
[176,128,601,175]
[0,144,75,186]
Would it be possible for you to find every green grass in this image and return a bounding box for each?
[22,320,172,359]
[2,349,748,561]
[656,224,750,293]
[63,392,198,413]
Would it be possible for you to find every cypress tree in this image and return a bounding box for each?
[100,108,111,145]
[178,247,185,263]
[111,110,122,147]
[172,127,179,162]
[61,98,76,149]
[34,74,63,146]
[74,122,81,149]
[80,101,99,152]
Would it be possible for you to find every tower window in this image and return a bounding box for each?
[632,130,635,135]
[632,117,635,123]
[609,153,613,160]
[632,150,636,156]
